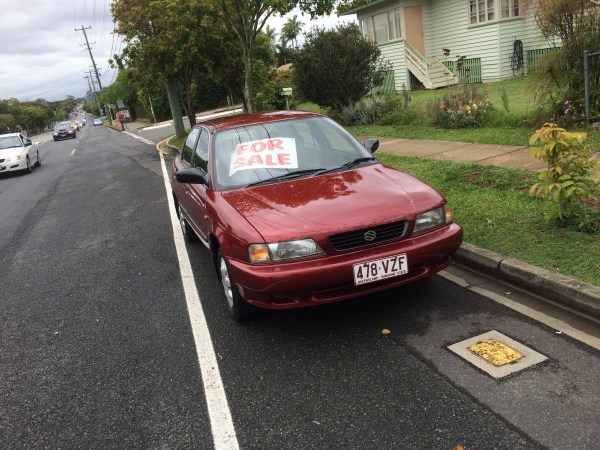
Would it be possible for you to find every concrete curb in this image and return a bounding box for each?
[453,242,600,319]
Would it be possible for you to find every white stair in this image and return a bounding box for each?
[405,42,459,89]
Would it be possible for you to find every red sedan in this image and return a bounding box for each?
[171,111,463,320]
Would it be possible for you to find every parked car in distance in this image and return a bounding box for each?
[53,121,76,141]
[0,133,41,174]
[93,118,103,126]
[171,111,463,321]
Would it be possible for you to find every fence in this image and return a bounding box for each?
[374,70,396,95]
[527,48,554,74]
[444,58,482,84]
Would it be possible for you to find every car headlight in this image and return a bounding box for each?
[53,132,58,136]
[249,239,324,263]
[5,155,21,162]
[413,205,452,234]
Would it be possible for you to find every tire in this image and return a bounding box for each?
[177,204,198,243]
[72,133,76,139]
[218,250,256,321]
[35,150,41,167]
[25,156,32,174]
[53,138,58,141]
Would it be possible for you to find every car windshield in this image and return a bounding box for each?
[54,122,71,131]
[212,117,376,190]
[0,136,22,150]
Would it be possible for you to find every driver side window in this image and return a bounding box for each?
[192,128,209,173]
[181,128,200,165]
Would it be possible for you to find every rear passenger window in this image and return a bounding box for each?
[181,128,200,164]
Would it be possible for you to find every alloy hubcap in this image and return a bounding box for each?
[220,258,234,309]
[178,206,186,236]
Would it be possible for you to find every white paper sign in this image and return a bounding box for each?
[229,137,298,176]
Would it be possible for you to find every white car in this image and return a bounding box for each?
[0,133,41,174]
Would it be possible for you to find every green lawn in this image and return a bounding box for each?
[297,76,600,151]
[377,154,600,286]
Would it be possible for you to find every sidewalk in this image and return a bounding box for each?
[363,137,548,171]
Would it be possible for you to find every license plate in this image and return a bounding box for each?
[353,254,408,286]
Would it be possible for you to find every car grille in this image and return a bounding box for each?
[327,221,409,251]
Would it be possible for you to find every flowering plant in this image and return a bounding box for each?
[433,86,494,128]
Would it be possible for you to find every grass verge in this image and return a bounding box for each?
[377,153,600,286]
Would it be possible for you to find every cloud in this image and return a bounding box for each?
[0,0,118,101]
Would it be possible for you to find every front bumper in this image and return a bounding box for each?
[227,222,463,310]
[0,158,28,173]
[54,132,74,140]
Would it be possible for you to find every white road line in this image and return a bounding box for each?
[123,131,155,145]
[159,153,239,450]
[71,149,77,156]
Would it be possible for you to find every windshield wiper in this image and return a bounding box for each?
[244,168,326,187]
[318,157,378,175]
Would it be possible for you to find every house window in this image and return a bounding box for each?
[360,8,403,44]
[501,0,520,19]
[470,0,495,24]
[470,0,520,24]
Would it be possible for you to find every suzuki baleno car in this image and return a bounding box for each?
[171,111,463,320]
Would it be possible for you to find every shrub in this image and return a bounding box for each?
[331,100,379,126]
[529,123,599,225]
[431,85,494,128]
[294,23,390,111]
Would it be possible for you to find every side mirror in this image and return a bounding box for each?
[176,167,208,185]
[364,138,379,154]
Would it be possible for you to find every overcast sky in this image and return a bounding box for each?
[0,1,355,103]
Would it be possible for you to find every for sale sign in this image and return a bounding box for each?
[229,137,298,176]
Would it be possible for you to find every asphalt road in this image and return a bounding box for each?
[1,122,599,449]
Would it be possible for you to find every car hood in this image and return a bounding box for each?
[0,147,22,156]
[221,164,445,242]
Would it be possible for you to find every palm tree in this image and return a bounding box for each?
[264,25,277,54]
[276,35,291,65]
[282,14,304,50]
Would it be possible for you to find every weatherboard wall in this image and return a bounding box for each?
[353,0,551,89]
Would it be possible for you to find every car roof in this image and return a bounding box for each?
[0,133,22,138]
[197,110,323,133]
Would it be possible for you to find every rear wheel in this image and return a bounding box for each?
[218,250,256,321]
[177,204,198,243]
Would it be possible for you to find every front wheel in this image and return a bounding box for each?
[218,250,256,321]
[177,204,197,243]
[35,150,41,167]
[25,156,32,173]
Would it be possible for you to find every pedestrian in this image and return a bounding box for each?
[117,112,125,131]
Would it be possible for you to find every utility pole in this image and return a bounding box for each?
[75,25,102,92]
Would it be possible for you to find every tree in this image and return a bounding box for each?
[531,0,600,124]
[264,25,278,54]
[214,0,336,113]
[293,23,389,110]
[112,0,227,135]
[282,14,304,50]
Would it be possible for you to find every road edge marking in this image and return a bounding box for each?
[159,152,239,449]
[438,271,600,350]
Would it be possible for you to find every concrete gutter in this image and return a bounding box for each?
[453,243,600,320]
